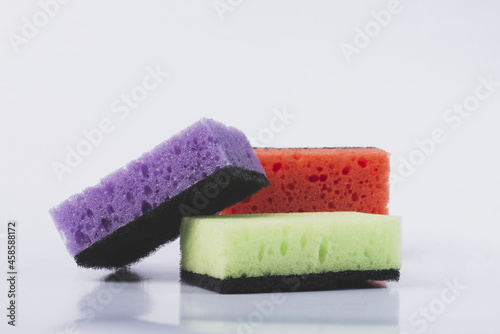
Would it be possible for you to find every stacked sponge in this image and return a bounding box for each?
[49,118,401,295]
[180,147,401,294]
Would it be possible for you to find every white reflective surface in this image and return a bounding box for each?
[3,236,497,334]
[2,0,500,333]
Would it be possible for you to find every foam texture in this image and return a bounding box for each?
[220,148,390,215]
[50,118,269,268]
[180,212,401,289]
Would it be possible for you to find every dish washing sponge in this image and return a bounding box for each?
[220,148,390,215]
[50,118,269,269]
[180,212,401,294]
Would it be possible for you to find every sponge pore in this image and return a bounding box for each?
[50,118,269,268]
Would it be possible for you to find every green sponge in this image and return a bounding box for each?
[180,212,401,293]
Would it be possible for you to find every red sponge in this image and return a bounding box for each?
[220,148,390,215]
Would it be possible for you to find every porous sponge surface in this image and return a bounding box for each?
[220,148,390,215]
[180,212,401,279]
[50,118,264,257]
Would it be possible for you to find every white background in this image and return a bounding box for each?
[1,1,499,333]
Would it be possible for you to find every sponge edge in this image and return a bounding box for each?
[75,166,269,268]
[50,118,269,268]
[181,269,400,294]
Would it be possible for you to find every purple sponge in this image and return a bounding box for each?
[50,118,269,268]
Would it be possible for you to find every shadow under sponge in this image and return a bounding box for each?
[50,118,270,269]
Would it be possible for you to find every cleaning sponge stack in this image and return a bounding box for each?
[180,147,401,294]
[49,117,401,294]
